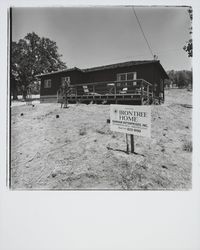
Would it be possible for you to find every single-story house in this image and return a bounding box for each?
[36,60,169,104]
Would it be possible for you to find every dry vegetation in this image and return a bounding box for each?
[11,89,192,190]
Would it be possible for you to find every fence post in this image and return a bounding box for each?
[141,80,143,105]
[114,82,117,104]
[147,84,149,104]
[93,84,95,102]
[75,87,77,103]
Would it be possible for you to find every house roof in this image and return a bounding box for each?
[36,60,168,79]
[82,60,157,72]
[82,60,169,79]
[35,67,82,77]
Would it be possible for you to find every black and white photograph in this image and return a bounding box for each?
[1,1,200,250]
[10,6,192,190]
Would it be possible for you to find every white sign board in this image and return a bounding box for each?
[110,105,151,137]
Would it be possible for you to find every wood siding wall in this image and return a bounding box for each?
[40,63,164,96]
[40,70,84,96]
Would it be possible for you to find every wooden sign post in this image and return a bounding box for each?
[125,134,135,154]
[130,134,134,153]
[110,105,151,154]
[126,133,129,154]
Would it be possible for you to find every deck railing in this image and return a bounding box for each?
[57,79,154,104]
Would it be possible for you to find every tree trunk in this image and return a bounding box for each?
[11,78,18,100]
[13,88,18,100]
[22,90,27,100]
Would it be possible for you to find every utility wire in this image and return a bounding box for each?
[132,7,154,59]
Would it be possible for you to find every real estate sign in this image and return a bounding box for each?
[110,105,151,137]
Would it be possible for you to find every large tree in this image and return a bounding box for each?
[11,32,67,99]
[183,7,192,57]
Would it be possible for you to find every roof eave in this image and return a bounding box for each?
[156,61,169,79]
[35,67,82,77]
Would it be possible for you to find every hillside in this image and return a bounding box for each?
[11,89,192,190]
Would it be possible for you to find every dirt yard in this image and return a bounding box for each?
[11,89,192,190]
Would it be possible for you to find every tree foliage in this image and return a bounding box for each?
[165,70,192,88]
[183,7,192,57]
[11,32,67,99]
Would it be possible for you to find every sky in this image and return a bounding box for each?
[12,6,192,71]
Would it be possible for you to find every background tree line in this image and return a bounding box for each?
[11,32,67,99]
[165,70,192,89]
[165,8,192,89]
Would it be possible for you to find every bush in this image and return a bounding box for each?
[79,127,87,136]
[183,141,192,152]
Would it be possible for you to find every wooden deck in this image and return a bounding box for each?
[39,79,162,105]
[57,79,156,105]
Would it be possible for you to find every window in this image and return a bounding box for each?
[83,85,89,94]
[127,73,135,80]
[117,72,137,86]
[61,76,71,86]
[44,79,51,88]
[118,74,126,81]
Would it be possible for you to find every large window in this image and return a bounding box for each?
[44,79,51,88]
[117,72,137,86]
